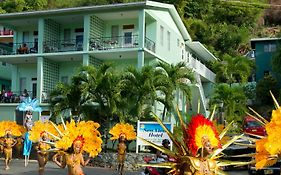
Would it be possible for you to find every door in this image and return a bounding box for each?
[76,35,83,51]
[123,29,133,47]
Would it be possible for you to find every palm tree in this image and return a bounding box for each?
[155,61,194,120]
[210,83,247,128]
[120,65,157,120]
[212,55,254,85]
[73,64,122,151]
[49,78,86,122]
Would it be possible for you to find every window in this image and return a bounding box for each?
[177,39,180,47]
[160,25,164,46]
[20,77,27,93]
[2,62,6,66]
[111,25,119,43]
[167,31,170,51]
[124,31,133,45]
[123,25,134,46]
[23,31,29,43]
[264,70,270,76]
[264,44,276,52]
[64,29,71,42]
[75,28,84,33]
[123,24,134,30]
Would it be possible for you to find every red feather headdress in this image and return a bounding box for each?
[186,114,221,156]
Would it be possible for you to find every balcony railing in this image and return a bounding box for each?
[0,30,13,36]
[145,37,155,52]
[43,39,83,53]
[89,35,155,53]
[189,56,216,82]
[0,42,38,55]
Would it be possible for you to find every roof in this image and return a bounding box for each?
[250,38,281,49]
[251,38,281,42]
[0,1,191,41]
[186,41,218,62]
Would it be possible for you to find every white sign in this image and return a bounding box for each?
[40,115,50,122]
[136,121,173,153]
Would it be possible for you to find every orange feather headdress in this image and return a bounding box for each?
[186,114,221,156]
[109,123,136,141]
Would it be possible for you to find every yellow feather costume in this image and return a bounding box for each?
[0,121,24,137]
[109,123,136,140]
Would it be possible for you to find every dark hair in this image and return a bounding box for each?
[162,139,170,145]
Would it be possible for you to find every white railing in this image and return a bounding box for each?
[188,56,216,83]
[195,73,207,113]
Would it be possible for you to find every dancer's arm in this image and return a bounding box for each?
[53,153,66,168]
[11,139,17,147]
[80,154,90,167]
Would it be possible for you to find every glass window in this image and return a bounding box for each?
[64,29,71,42]
[23,31,29,43]
[124,31,132,45]
[167,31,170,51]
[20,77,27,93]
[111,25,119,43]
[160,25,164,46]
[264,44,277,52]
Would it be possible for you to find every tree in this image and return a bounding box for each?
[1,0,28,12]
[155,61,194,119]
[210,83,247,128]
[120,65,157,121]
[272,42,281,75]
[256,75,279,105]
[49,79,86,121]
[212,55,254,85]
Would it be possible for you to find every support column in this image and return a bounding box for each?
[83,53,89,66]
[37,57,44,103]
[83,14,91,52]
[12,31,17,53]
[137,9,145,69]
[38,18,45,54]
[11,65,18,93]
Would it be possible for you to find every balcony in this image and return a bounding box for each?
[0,30,13,36]
[0,42,38,55]
[189,56,216,82]
[0,90,35,103]
[89,35,155,53]
[145,37,155,52]
[43,39,83,53]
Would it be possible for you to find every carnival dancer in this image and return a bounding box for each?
[17,97,42,167]
[0,121,24,170]
[139,111,248,175]
[109,123,136,175]
[185,114,221,175]
[48,118,102,175]
[29,121,55,175]
[23,125,32,167]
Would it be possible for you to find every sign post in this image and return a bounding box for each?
[136,121,173,153]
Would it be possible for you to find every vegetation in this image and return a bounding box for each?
[256,75,279,105]
[49,63,194,149]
